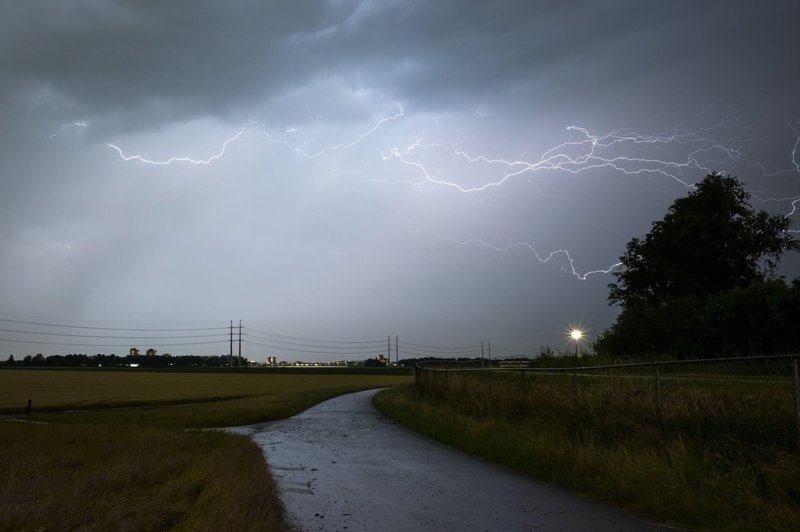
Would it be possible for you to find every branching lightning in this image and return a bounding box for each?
[40,121,87,139]
[384,118,797,193]
[107,127,250,165]
[106,106,405,165]
[101,105,800,278]
[446,237,623,280]
[257,106,405,159]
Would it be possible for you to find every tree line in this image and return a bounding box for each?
[595,173,800,358]
[4,353,235,367]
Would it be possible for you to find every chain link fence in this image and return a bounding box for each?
[415,354,800,450]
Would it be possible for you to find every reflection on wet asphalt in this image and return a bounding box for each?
[231,389,675,531]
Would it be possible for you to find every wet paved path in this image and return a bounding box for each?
[232,389,675,531]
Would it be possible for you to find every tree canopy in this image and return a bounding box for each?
[598,173,799,358]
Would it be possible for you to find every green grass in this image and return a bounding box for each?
[1,370,412,531]
[417,366,796,447]
[0,368,410,413]
[375,382,800,531]
[31,385,400,429]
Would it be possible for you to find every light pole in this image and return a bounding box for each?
[570,329,583,357]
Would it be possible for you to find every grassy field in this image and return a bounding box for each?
[0,368,410,413]
[374,368,800,531]
[416,364,797,448]
[1,368,412,531]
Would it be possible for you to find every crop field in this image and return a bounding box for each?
[0,368,411,413]
[1,368,412,530]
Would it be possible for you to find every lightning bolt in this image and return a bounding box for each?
[101,106,799,276]
[445,237,622,281]
[780,197,800,233]
[384,118,785,193]
[106,126,250,165]
[106,106,404,165]
[257,106,405,159]
[40,121,88,139]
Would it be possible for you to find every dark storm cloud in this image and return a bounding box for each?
[1,1,798,358]
[1,1,349,130]
[5,0,796,133]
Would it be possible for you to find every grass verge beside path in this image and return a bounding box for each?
[373,384,800,532]
[0,424,281,531]
[2,372,411,531]
[29,385,398,428]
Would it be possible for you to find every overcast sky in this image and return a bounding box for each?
[1,0,799,361]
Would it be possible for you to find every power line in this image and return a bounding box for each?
[0,337,229,348]
[244,326,385,345]
[0,328,227,340]
[243,339,384,356]
[399,341,483,353]
[0,318,227,332]
[242,332,384,351]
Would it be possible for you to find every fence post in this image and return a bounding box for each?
[793,357,800,452]
[655,364,663,425]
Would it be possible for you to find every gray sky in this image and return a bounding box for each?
[1,0,798,361]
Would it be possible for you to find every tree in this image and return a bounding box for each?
[609,173,798,310]
[599,173,799,357]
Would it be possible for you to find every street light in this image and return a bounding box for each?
[570,329,583,357]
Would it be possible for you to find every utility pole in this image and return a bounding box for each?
[395,335,399,365]
[387,335,391,363]
[488,341,492,367]
[229,320,233,367]
[238,320,242,367]
[481,341,484,368]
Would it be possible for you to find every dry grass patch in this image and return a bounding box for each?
[0,422,282,531]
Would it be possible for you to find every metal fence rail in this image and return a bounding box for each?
[415,354,800,451]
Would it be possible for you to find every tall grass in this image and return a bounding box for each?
[417,365,796,448]
[2,371,411,530]
[375,379,800,531]
[0,423,282,531]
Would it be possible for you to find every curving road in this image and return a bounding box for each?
[232,389,676,531]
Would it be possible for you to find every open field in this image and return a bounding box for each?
[0,367,411,414]
[1,369,412,530]
[417,359,798,449]
[374,362,800,531]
